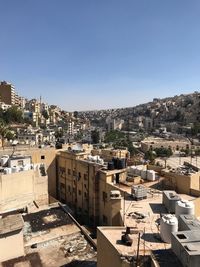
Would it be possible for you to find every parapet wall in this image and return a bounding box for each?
[0,169,48,213]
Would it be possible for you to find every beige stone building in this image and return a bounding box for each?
[141,137,191,152]
[92,148,130,162]
[57,149,126,228]
[161,169,200,195]
[0,214,24,262]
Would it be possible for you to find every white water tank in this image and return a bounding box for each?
[135,167,142,176]
[3,167,12,174]
[1,155,9,167]
[23,164,30,171]
[147,170,156,181]
[12,166,19,173]
[175,200,195,218]
[130,166,136,174]
[141,170,147,179]
[160,214,178,243]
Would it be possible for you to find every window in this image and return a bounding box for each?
[78,190,81,195]
[68,186,71,192]
[59,167,66,178]
[73,170,76,176]
[68,169,71,175]
[102,191,107,201]
[84,174,87,180]
[78,172,81,179]
[103,215,108,224]
[60,183,65,189]
[84,192,88,198]
[41,155,45,160]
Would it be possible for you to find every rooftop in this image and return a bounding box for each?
[0,205,97,267]
[0,214,24,236]
[113,182,196,253]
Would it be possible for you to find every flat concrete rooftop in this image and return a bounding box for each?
[0,214,24,235]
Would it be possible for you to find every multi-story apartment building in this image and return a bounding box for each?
[57,149,126,228]
[0,81,18,106]
[67,119,74,135]
[106,117,124,131]
[25,98,41,113]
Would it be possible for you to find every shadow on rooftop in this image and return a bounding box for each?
[2,252,43,267]
[23,207,73,233]
[60,260,97,267]
[141,233,162,243]
[149,203,167,214]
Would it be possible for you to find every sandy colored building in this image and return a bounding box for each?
[141,137,191,152]
[0,214,24,262]
[57,149,126,228]
[92,148,130,162]
[0,147,58,199]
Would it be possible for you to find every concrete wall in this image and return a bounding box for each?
[162,170,200,195]
[0,229,24,262]
[193,198,200,217]
[0,147,58,198]
[141,139,190,152]
[0,169,48,213]
[162,171,191,194]
[28,148,58,198]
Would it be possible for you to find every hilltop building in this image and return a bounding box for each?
[0,81,19,106]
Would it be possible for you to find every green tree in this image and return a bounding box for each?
[42,110,49,120]
[144,150,157,163]
[74,111,78,118]
[91,130,100,144]
[4,106,23,123]
[0,120,9,148]
[55,129,63,139]
[5,131,15,141]
[104,130,125,143]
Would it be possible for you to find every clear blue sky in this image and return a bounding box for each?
[0,0,200,111]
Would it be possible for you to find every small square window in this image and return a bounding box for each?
[41,155,45,160]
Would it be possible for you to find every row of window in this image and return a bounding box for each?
[59,167,88,180]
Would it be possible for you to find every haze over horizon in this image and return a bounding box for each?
[1,0,200,111]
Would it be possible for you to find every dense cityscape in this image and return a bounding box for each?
[0,80,200,266]
[2,1,200,266]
